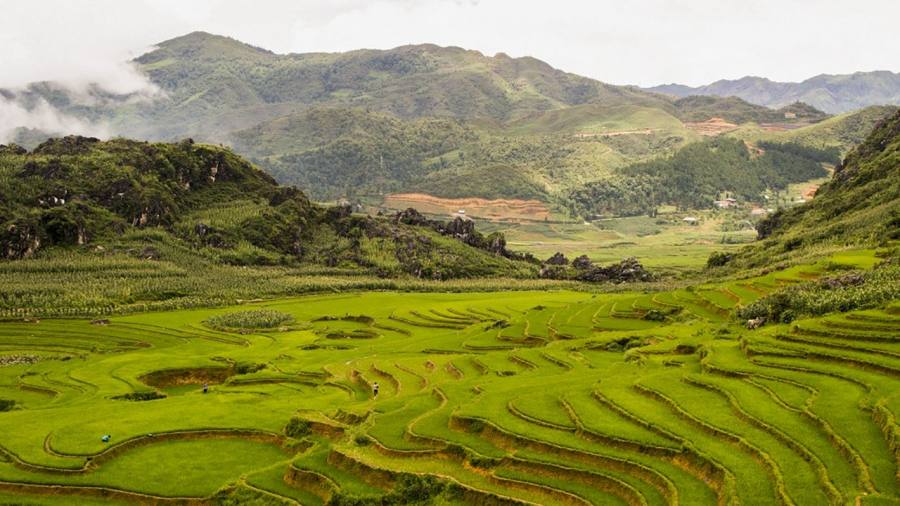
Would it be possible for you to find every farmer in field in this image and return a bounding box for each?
[372,382,379,398]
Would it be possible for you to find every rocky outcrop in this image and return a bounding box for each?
[572,255,593,270]
[540,255,654,283]
[577,257,654,283]
[0,354,41,367]
[31,136,100,156]
[194,223,230,248]
[392,208,532,261]
[1,221,41,259]
[818,272,864,289]
[0,144,27,156]
[545,252,568,265]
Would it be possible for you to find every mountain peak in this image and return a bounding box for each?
[138,31,274,63]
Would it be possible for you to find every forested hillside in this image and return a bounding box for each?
[568,138,838,216]
[0,136,535,280]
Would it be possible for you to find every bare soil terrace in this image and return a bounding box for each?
[382,193,552,222]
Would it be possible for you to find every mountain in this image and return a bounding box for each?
[739,108,900,265]
[647,71,900,114]
[0,136,536,279]
[120,31,669,141]
[8,32,889,208]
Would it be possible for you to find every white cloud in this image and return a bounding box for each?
[0,97,110,143]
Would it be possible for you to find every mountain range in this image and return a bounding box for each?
[647,71,900,114]
[3,32,898,209]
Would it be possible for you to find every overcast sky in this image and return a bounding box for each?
[1,0,898,93]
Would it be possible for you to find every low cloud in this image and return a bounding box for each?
[0,96,110,144]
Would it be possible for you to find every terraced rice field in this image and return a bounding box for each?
[0,251,897,505]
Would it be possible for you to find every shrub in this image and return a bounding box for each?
[783,237,803,252]
[469,456,499,469]
[706,251,733,268]
[643,309,667,321]
[205,310,294,330]
[284,417,311,438]
[735,261,899,321]
[234,362,266,375]
[112,391,166,402]
[391,475,446,504]
[466,419,486,433]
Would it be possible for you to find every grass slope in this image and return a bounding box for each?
[736,108,900,267]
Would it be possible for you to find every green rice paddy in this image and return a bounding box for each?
[0,250,897,505]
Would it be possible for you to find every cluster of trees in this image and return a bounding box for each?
[567,175,659,218]
[568,138,837,217]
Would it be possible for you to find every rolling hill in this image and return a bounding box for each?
[649,71,900,114]
[729,105,900,151]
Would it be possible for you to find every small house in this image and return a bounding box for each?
[714,197,737,209]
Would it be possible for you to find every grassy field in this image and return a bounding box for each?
[481,211,757,274]
[0,249,896,505]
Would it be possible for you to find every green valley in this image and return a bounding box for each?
[0,91,898,506]
[2,8,899,505]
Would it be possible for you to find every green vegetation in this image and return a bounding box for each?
[1,32,898,506]
[230,107,478,199]
[672,95,829,124]
[230,104,693,201]
[0,136,538,288]
[734,109,900,267]
[206,310,295,330]
[0,246,896,505]
[569,137,837,216]
[737,259,899,322]
[731,105,900,152]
